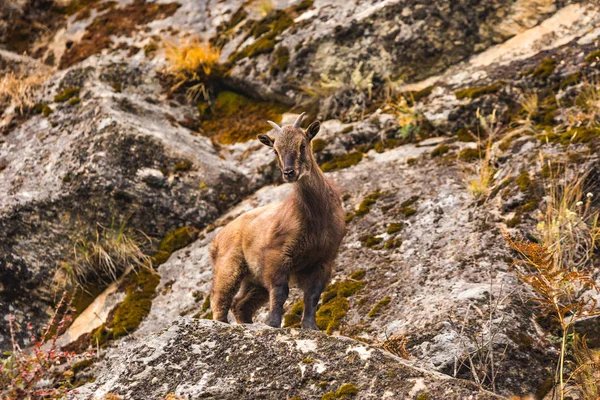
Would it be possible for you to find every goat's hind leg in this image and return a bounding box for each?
[211,256,245,323]
[232,280,269,324]
[299,264,331,330]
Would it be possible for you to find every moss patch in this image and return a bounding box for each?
[320,151,363,172]
[386,223,404,234]
[384,238,402,249]
[60,0,181,68]
[368,296,391,318]
[539,127,600,145]
[173,160,193,172]
[360,235,382,248]
[430,144,449,157]
[531,58,556,79]
[54,87,80,102]
[91,268,160,344]
[312,138,327,153]
[349,270,366,280]
[317,276,364,334]
[270,46,290,76]
[68,97,81,106]
[585,49,600,63]
[402,85,433,105]
[153,226,199,266]
[455,83,501,100]
[229,10,294,63]
[458,147,482,162]
[200,91,287,144]
[559,72,581,90]
[71,359,94,374]
[354,190,383,217]
[283,300,304,328]
[33,103,54,117]
[324,383,360,399]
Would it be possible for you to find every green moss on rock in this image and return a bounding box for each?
[153,226,199,266]
[585,49,600,63]
[92,268,160,345]
[430,144,449,157]
[283,300,304,328]
[354,190,382,217]
[336,383,359,398]
[54,87,80,102]
[312,138,327,153]
[174,160,193,172]
[455,83,501,100]
[33,103,53,117]
[531,58,556,79]
[71,359,94,374]
[349,270,366,280]
[458,148,482,162]
[360,235,382,248]
[270,46,290,76]
[387,223,404,234]
[230,10,293,62]
[317,278,364,334]
[559,72,581,89]
[68,97,81,106]
[200,91,288,144]
[320,151,363,172]
[456,128,475,142]
[368,296,391,318]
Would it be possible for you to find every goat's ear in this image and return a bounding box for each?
[257,134,274,147]
[306,121,320,141]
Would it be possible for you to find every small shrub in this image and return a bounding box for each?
[0,293,94,399]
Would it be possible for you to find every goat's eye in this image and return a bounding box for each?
[300,143,306,151]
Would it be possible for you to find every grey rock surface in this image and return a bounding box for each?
[76,319,502,399]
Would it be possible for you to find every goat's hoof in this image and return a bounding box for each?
[301,322,319,330]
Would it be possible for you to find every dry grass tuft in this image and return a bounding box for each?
[376,334,410,360]
[571,335,600,398]
[465,109,500,201]
[520,92,539,121]
[63,221,152,289]
[0,71,47,115]
[164,39,221,102]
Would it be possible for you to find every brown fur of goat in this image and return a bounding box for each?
[209,114,346,329]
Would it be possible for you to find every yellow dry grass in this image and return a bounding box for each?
[0,71,47,115]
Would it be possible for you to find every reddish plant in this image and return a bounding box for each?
[0,292,93,399]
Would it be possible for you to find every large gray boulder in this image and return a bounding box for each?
[75,319,502,399]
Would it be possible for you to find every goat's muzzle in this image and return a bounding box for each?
[283,168,297,182]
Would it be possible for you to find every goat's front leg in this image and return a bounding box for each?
[300,264,331,330]
[264,255,291,328]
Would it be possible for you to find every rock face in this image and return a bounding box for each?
[2,0,600,398]
[0,55,253,348]
[75,319,501,399]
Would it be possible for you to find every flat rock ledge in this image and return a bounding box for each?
[75,319,502,399]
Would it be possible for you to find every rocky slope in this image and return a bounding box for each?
[2,0,600,398]
[74,319,502,399]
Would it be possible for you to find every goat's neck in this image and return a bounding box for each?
[291,163,335,224]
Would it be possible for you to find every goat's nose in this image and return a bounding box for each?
[283,168,295,178]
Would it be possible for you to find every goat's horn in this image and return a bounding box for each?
[293,112,306,128]
[267,120,282,132]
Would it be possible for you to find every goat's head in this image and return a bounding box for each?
[257,112,321,183]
